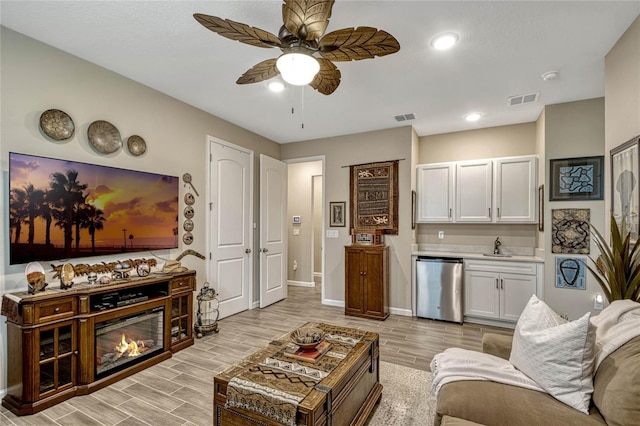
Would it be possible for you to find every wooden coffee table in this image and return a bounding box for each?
[213,328,382,426]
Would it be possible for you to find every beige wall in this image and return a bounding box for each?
[419,122,537,164]
[605,15,640,221]
[0,27,279,393]
[416,122,538,250]
[281,126,414,314]
[536,108,546,250]
[543,98,605,319]
[287,160,322,284]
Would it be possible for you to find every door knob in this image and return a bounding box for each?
[262,248,269,253]
[245,248,252,254]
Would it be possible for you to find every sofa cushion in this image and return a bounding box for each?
[481,333,513,360]
[440,415,484,426]
[436,380,606,426]
[509,295,596,414]
[592,335,640,426]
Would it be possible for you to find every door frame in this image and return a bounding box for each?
[206,136,254,312]
[283,155,326,303]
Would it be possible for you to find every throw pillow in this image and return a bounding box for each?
[509,295,596,414]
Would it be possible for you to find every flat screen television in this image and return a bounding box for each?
[9,152,179,265]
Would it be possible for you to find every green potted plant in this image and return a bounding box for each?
[587,216,640,302]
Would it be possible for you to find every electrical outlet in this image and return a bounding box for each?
[438,231,445,239]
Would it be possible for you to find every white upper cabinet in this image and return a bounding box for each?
[455,160,493,222]
[495,156,537,223]
[416,155,538,224]
[416,163,454,222]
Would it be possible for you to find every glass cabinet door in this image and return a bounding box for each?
[170,294,191,345]
[37,321,76,397]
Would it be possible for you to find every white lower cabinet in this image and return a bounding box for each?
[464,260,541,325]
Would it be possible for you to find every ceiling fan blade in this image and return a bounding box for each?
[194,13,281,48]
[309,58,341,95]
[319,27,400,61]
[282,0,335,41]
[236,59,280,85]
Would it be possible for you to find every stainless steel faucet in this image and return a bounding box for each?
[493,237,502,255]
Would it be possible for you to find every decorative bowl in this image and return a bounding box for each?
[88,120,122,154]
[39,109,75,141]
[290,327,325,350]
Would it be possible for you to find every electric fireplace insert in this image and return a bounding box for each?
[95,306,164,379]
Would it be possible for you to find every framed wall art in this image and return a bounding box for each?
[549,156,604,201]
[538,185,544,232]
[551,208,590,254]
[555,257,586,290]
[611,134,640,241]
[329,202,346,227]
[349,160,399,234]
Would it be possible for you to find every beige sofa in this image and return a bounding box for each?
[434,333,640,426]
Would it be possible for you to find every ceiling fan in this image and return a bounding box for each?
[194,0,400,95]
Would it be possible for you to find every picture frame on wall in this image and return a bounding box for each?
[549,156,604,201]
[329,201,346,227]
[611,134,640,242]
[538,185,544,232]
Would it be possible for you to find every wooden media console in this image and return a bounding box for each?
[1,270,196,416]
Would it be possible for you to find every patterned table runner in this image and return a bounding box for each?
[224,323,366,426]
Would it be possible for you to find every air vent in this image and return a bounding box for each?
[507,92,540,106]
[394,113,416,122]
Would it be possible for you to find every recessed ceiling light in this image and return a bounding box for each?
[541,70,560,81]
[464,112,482,122]
[267,80,285,92]
[431,33,459,50]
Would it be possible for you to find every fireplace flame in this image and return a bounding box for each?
[115,334,142,357]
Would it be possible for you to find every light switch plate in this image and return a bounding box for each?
[293,228,300,236]
[326,230,339,238]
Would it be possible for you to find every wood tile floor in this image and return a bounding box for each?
[1,284,512,426]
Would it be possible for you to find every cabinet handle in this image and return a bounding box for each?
[363,271,367,276]
[500,279,504,290]
[496,278,499,290]
[449,208,452,218]
[73,350,79,356]
[54,307,60,313]
[497,207,501,218]
[488,208,491,217]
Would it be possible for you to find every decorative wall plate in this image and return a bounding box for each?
[40,109,75,141]
[184,193,195,205]
[183,232,194,245]
[184,206,195,219]
[183,219,194,232]
[127,135,147,156]
[88,120,122,154]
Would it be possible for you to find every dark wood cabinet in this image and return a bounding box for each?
[345,245,389,320]
[2,271,195,416]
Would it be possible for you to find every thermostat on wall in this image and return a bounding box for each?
[292,216,301,223]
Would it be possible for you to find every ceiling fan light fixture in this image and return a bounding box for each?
[276,52,320,86]
[431,32,459,50]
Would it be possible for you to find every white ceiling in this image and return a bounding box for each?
[1,1,638,144]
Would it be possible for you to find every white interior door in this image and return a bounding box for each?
[260,154,287,308]
[209,138,253,319]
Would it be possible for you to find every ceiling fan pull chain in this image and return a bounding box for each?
[301,86,305,129]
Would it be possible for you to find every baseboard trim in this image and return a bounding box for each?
[322,298,345,308]
[287,280,315,287]
[389,307,412,317]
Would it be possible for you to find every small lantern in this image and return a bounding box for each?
[194,282,219,338]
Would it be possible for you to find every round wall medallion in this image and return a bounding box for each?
[184,206,194,219]
[40,109,75,141]
[127,135,147,156]
[183,219,194,232]
[184,193,195,205]
[88,120,122,154]
[183,232,194,245]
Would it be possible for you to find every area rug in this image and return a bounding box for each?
[367,361,435,426]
